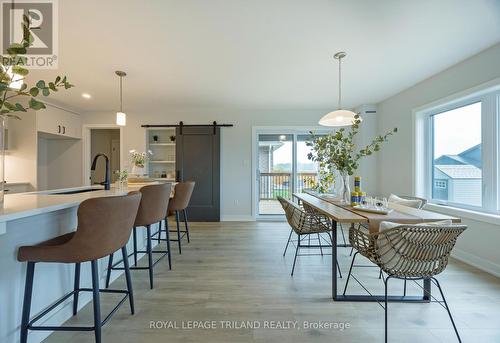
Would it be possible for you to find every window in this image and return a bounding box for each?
[434,180,447,189]
[432,102,482,207]
[418,84,500,214]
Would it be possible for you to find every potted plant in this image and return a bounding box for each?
[307,114,397,204]
[129,150,152,176]
[0,14,73,203]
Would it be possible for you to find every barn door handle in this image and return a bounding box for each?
[176,170,180,182]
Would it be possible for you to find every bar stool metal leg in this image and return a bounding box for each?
[20,261,35,343]
[146,224,154,289]
[105,254,114,288]
[133,227,138,266]
[157,220,162,244]
[73,262,81,315]
[121,246,135,314]
[175,210,182,254]
[165,218,172,270]
[183,209,190,243]
[91,260,102,343]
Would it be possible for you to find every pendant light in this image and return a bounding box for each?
[319,52,358,127]
[115,70,127,126]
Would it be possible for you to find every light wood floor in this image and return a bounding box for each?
[44,221,500,343]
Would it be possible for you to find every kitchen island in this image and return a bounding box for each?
[0,185,165,343]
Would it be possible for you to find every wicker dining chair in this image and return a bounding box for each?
[347,223,467,343]
[278,196,342,277]
[397,195,428,209]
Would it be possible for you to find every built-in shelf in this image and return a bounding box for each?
[147,128,176,180]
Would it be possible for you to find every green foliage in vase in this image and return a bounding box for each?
[0,13,74,118]
[306,114,397,177]
[309,165,335,193]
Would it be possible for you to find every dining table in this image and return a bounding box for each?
[292,191,461,302]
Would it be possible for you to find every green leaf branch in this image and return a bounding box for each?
[307,114,397,177]
[0,13,74,117]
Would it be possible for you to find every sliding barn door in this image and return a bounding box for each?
[175,127,220,221]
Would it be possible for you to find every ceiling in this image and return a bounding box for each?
[24,0,500,113]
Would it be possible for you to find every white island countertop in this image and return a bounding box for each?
[0,183,168,235]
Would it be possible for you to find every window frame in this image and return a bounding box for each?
[415,84,500,215]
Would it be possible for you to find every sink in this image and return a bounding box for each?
[48,188,103,195]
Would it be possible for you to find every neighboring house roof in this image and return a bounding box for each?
[434,144,481,168]
[435,165,482,179]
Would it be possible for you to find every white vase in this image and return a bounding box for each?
[131,165,145,176]
[338,172,351,205]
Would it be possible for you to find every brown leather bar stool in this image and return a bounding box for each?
[106,183,172,289]
[17,192,141,343]
[158,181,195,254]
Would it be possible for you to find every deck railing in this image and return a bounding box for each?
[259,172,317,200]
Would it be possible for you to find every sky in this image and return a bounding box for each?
[433,102,481,158]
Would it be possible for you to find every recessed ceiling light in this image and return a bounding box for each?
[82,93,92,99]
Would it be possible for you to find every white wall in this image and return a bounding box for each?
[376,43,500,276]
[5,111,37,190]
[37,138,83,191]
[81,109,335,220]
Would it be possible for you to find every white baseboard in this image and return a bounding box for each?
[220,215,255,221]
[452,248,500,278]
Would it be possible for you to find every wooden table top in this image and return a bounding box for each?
[295,191,461,233]
[292,193,368,224]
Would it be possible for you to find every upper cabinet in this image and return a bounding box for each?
[36,106,81,139]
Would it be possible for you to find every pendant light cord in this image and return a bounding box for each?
[338,56,342,110]
[119,75,123,112]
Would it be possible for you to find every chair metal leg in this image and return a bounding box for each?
[317,233,323,256]
[336,261,342,278]
[91,260,102,343]
[379,268,383,279]
[339,223,347,245]
[283,228,293,257]
[20,262,35,343]
[349,247,354,256]
[183,209,190,243]
[384,275,393,343]
[73,263,81,315]
[432,278,462,343]
[121,246,135,315]
[164,218,172,270]
[175,210,182,254]
[133,227,138,266]
[291,234,300,276]
[105,253,114,288]
[343,252,358,295]
[146,225,154,289]
[403,279,407,296]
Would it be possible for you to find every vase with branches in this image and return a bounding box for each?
[307,114,397,204]
[0,13,74,203]
[129,150,152,176]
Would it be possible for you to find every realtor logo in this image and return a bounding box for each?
[1,0,58,68]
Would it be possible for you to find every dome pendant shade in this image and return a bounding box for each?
[320,51,359,127]
[319,109,357,126]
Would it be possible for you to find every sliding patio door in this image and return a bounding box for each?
[256,131,323,216]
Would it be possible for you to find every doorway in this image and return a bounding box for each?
[89,129,121,185]
[254,128,329,218]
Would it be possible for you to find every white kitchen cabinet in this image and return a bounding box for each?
[36,106,81,139]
